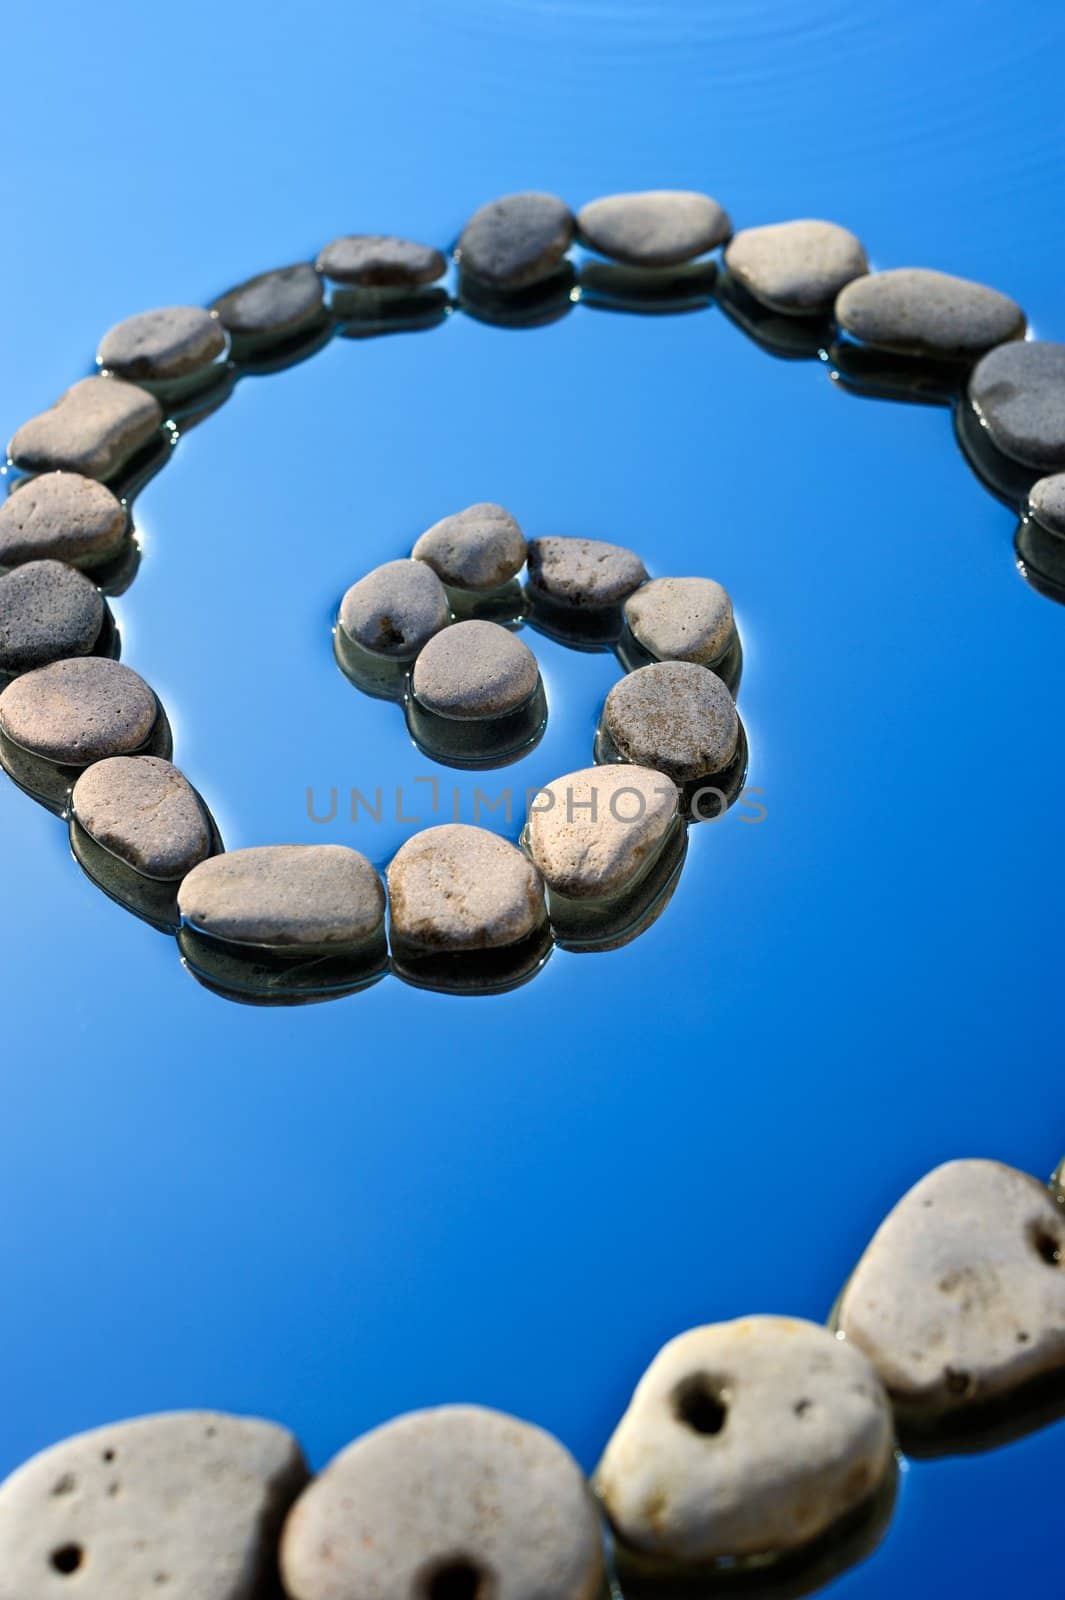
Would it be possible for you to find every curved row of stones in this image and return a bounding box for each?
[1,1154,1062,1598]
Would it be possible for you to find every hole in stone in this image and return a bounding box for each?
[793,1398,813,1417]
[101,1449,116,1463]
[423,1558,488,1600]
[1018,1330,1031,1343]
[944,1367,974,1397]
[1030,1225,1062,1266]
[51,1545,84,1575]
[51,1474,77,1497]
[672,1372,728,1436]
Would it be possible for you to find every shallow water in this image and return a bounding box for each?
[2,0,1064,1592]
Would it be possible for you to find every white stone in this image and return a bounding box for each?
[388,823,545,951]
[526,764,679,899]
[625,577,734,664]
[413,502,527,591]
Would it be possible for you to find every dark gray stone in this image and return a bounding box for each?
[1029,473,1065,535]
[178,844,385,949]
[412,618,539,718]
[969,341,1065,470]
[8,378,163,481]
[211,264,325,341]
[603,661,738,782]
[724,219,868,314]
[0,473,128,569]
[412,502,527,590]
[527,536,647,608]
[578,189,730,268]
[72,755,212,879]
[458,191,575,289]
[0,560,105,673]
[0,656,157,763]
[97,307,227,382]
[835,268,1025,359]
[339,559,450,658]
[316,234,446,286]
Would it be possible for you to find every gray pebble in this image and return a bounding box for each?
[595,1318,893,1564]
[0,656,157,764]
[316,234,447,286]
[836,1158,1065,1414]
[211,264,325,341]
[603,661,738,782]
[725,219,868,315]
[0,560,104,673]
[578,190,730,268]
[178,843,385,949]
[97,307,227,382]
[835,268,1025,359]
[0,473,127,569]
[280,1405,605,1600]
[72,755,211,880]
[0,1410,308,1600]
[388,823,545,951]
[413,619,539,718]
[8,377,163,481]
[458,191,575,289]
[412,501,527,591]
[1029,472,1065,535]
[527,536,647,609]
[969,341,1065,470]
[625,576,734,665]
[339,559,450,658]
[526,763,679,900]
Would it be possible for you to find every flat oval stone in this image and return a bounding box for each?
[211,264,325,341]
[836,1158,1065,1414]
[388,823,545,951]
[603,661,738,782]
[72,755,211,880]
[339,559,450,658]
[724,219,868,314]
[577,190,730,268]
[969,341,1065,470]
[625,576,734,664]
[0,561,104,673]
[527,763,679,900]
[1029,472,1065,535]
[0,473,127,569]
[458,191,575,289]
[97,307,226,382]
[8,377,163,481]
[178,844,385,949]
[835,268,1025,359]
[527,536,647,608]
[413,619,539,719]
[0,1410,307,1600]
[316,234,446,286]
[412,502,527,590]
[595,1317,893,1563]
[0,657,157,764]
[280,1405,605,1600]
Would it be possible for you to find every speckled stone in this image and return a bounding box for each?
[413,502,527,590]
[625,577,734,665]
[725,219,868,315]
[211,264,325,341]
[178,844,385,949]
[72,755,211,880]
[338,559,450,658]
[836,1159,1065,1414]
[526,764,679,900]
[458,192,575,289]
[8,377,163,481]
[316,234,446,286]
[969,341,1065,470]
[577,190,730,268]
[97,307,226,382]
[0,1410,307,1600]
[603,661,738,782]
[413,620,539,718]
[0,473,127,569]
[596,1318,893,1564]
[0,657,157,764]
[1029,473,1065,536]
[527,536,647,609]
[0,561,104,673]
[280,1405,605,1600]
[388,824,545,951]
[835,268,1025,359]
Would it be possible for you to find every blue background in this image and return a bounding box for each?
[2,0,1064,1593]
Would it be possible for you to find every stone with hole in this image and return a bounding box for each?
[72,755,212,880]
[969,341,1065,471]
[97,307,227,383]
[577,190,731,268]
[413,502,527,591]
[0,473,128,570]
[526,764,679,900]
[624,577,734,665]
[317,234,447,287]
[526,536,646,609]
[8,378,163,481]
[211,264,325,343]
[388,824,545,951]
[835,268,1025,359]
[724,219,868,315]
[1029,473,1065,537]
[178,844,384,949]
[339,559,450,659]
[413,620,539,719]
[0,657,157,764]
[603,661,738,782]
[458,192,575,290]
[0,561,105,674]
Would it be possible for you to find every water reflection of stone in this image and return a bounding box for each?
[827,340,964,407]
[104,426,177,507]
[891,1370,1065,1460]
[390,920,552,996]
[70,804,223,934]
[538,816,687,953]
[446,579,528,628]
[88,532,142,598]
[0,706,173,817]
[1015,514,1065,605]
[334,286,451,338]
[594,715,749,824]
[523,586,626,652]
[457,264,578,330]
[579,259,718,316]
[179,924,388,1006]
[615,624,743,699]
[715,269,832,362]
[167,364,239,435]
[406,679,547,770]
[954,399,1042,510]
[229,318,336,379]
[333,624,411,703]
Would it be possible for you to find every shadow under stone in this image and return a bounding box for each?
[390,920,553,997]
[178,924,389,1006]
[954,399,1042,511]
[457,264,578,330]
[334,286,451,338]
[714,269,833,362]
[534,815,688,954]
[445,579,528,628]
[523,587,627,653]
[228,317,336,378]
[579,259,718,316]
[1015,516,1065,606]
[406,679,548,770]
[333,624,411,704]
[827,340,965,407]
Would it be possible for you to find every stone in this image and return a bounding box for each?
[8,377,163,481]
[526,536,647,609]
[412,619,539,718]
[0,561,105,673]
[526,764,679,900]
[724,219,868,315]
[412,502,527,591]
[458,191,575,289]
[835,268,1025,359]
[97,307,227,382]
[71,755,212,880]
[316,234,447,286]
[280,1405,605,1600]
[969,341,1065,470]
[603,661,738,782]
[625,576,735,665]
[0,1410,308,1600]
[1029,473,1065,536]
[0,473,127,569]
[338,559,450,658]
[178,844,385,949]
[577,190,730,268]
[836,1158,1065,1414]
[0,657,157,764]
[211,264,325,342]
[595,1318,893,1564]
[387,824,545,951]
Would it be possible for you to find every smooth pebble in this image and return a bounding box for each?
[211,264,325,342]
[413,501,527,590]
[527,536,647,609]
[603,661,738,782]
[0,656,157,764]
[72,755,211,880]
[1029,473,1065,536]
[578,189,730,268]
[724,219,868,314]
[8,377,163,481]
[0,473,127,569]
[339,559,450,658]
[178,844,385,949]
[526,763,679,900]
[97,307,226,382]
[458,191,575,289]
[835,268,1025,359]
[413,619,539,718]
[388,823,545,951]
[0,560,104,673]
[316,234,446,286]
[625,576,734,664]
[969,341,1065,470]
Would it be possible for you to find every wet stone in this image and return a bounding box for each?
[413,619,539,718]
[0,1410,308,1600]
[625,576,734,665]
[577,189,731,268]
[835,268,1025,359]
[412,501,527,591]
[603,661,738,782]
[724,219,868,315]
[526,763,679,901]
[595,1317,893,1565]
[97,306,226,382]
[387,823,545,951]
[338,559,450,658]
[0,561,105,674]
[458,191,575,289]
[178,844,385,950]
[527,536,647,609]
[72,755,211,880]
[0,657,157,764]
[316,234,446,286]
[1029,473,1065,536]
[8,377,163,481]
[969,341,1065,470]
[211,263,325,344]
[0,473,127,570]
